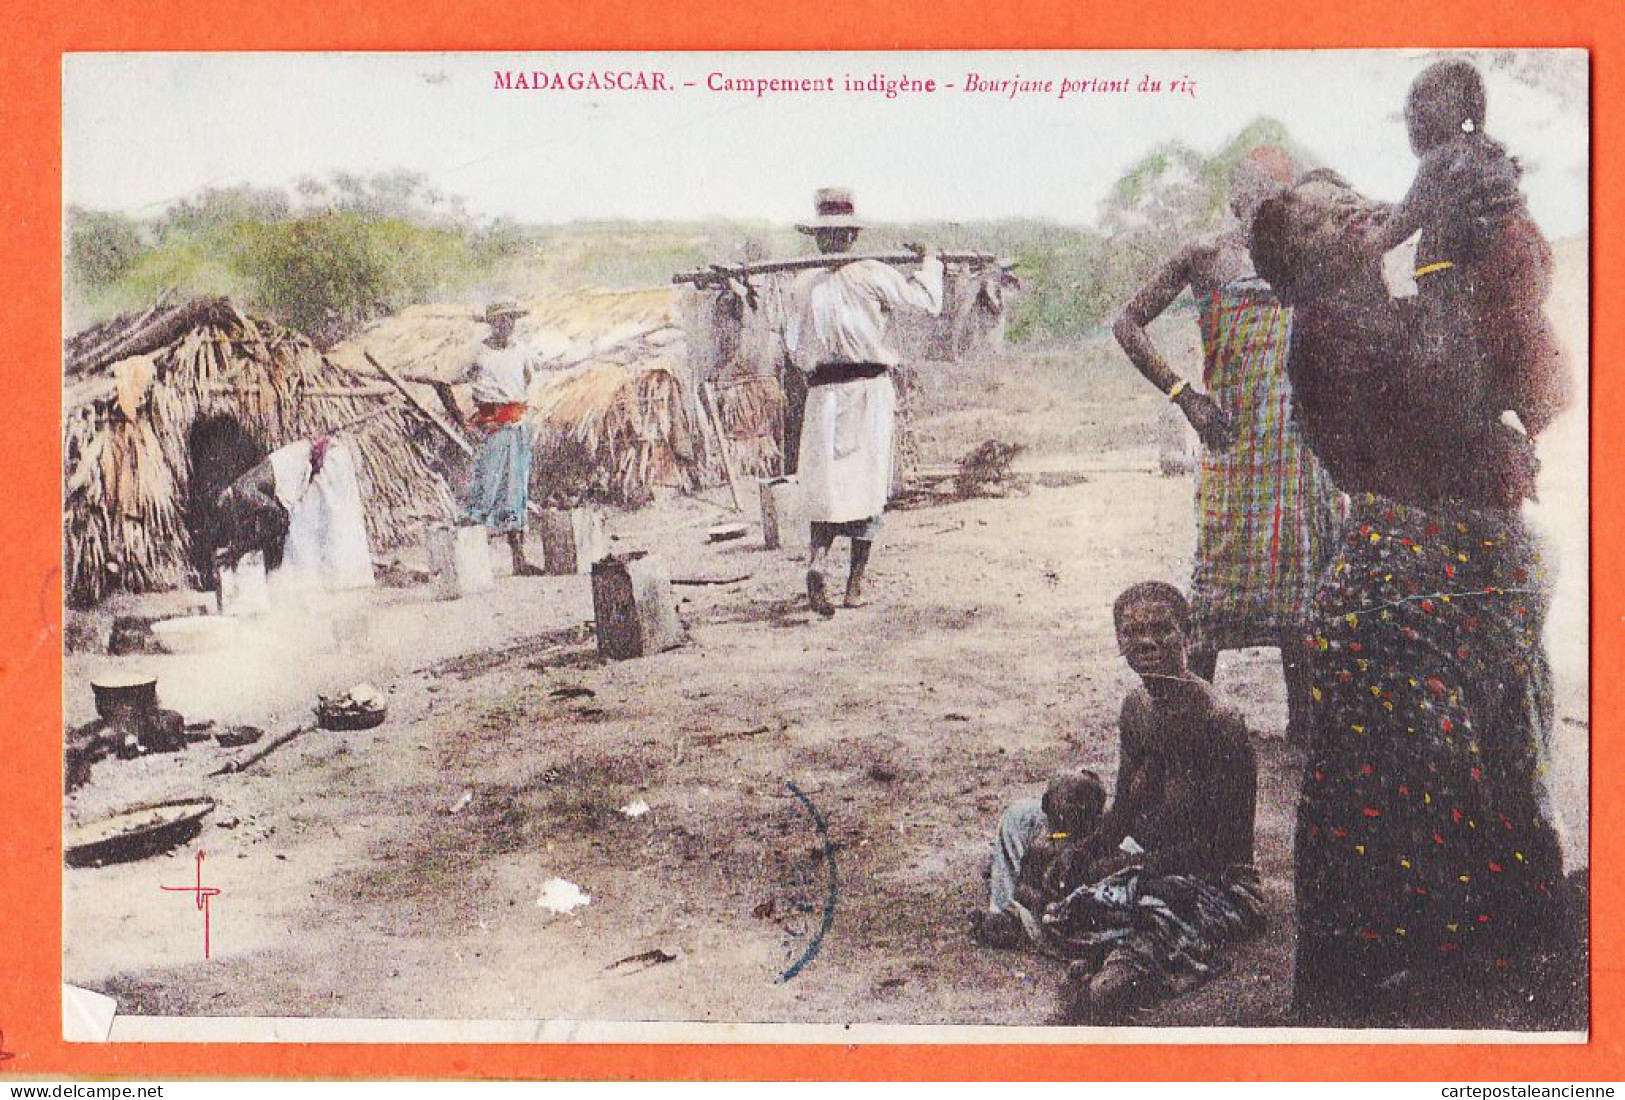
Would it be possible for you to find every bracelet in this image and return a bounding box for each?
[1166,379,1189,401]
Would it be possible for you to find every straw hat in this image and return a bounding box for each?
[475,301,529,323]
[796,186,866,234]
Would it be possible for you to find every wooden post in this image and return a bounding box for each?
[591,554,685,660]
[539,507,609,575]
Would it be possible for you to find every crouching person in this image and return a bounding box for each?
[214,455,290,570]
[214,435,375,591]
[1042,582,1265,1022]
[977,772,1109,950]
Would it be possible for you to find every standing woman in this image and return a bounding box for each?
[449,301,542,576]
[1113,147,1343,743]
[1250,173,1569,1028]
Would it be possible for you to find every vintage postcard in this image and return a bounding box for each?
[55,49,1589,1046]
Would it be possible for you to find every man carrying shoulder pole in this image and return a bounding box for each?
[783,187,944,616]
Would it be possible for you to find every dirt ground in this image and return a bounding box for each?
[62,301,1589,1032]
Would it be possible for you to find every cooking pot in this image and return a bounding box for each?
[89,672,158,721]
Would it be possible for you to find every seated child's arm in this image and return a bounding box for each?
[1014,835,1057,912]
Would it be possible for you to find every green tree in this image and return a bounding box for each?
[65,208,147,288]
[233,210,477,345]
[157,185,292,239]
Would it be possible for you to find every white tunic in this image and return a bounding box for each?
[785,257,943,523]
[464,342,533,405]
[784,257,943,369]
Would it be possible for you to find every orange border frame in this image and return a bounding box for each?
[2,0,1618,1081]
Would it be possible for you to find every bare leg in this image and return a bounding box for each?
[1189,647,1218,683]
[807,525,836,617]
[845,538,872,607]
[509,531,542,576]
[1058,950,1151,1024]
[1085,950,1152,1022]
[1278,628,1314,746]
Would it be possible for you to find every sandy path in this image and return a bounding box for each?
[66,470,1323,1027]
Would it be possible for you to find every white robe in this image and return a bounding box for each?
[784,257,943,523]
[269,440,375,590]
[796,375,897,523]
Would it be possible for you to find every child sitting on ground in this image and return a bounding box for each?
[976,771,1108,950]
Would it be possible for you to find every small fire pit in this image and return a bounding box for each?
[315,683,387,731]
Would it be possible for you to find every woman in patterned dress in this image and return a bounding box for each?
[1250,171,1570,1028]
[1114,147,1343,744]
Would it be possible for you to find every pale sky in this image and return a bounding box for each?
[62,50,1589,237]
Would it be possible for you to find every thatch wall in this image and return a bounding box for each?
[528,362,701,504]
[691,278,793,480]
[63,297,455,607]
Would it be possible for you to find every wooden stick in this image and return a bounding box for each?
[427,380,466,425]
[210,722,316,776]
[204,382,397,398]
[366,351,554,522]
[327,403,403,436]
[697,381,744,512]
[353,366,455,389]
[364,350,474,458]
[299,386,398,398]
[673,251,1004,286]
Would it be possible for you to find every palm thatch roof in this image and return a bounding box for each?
[529,361,701,504]
[326,287,686,386]
[322,283,807,505]
[63,297,456,607]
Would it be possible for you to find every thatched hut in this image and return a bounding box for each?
[313,262,1010,512]
[63,297,455,607]
[528,361,702,502]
